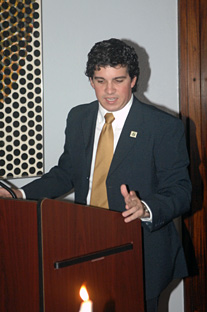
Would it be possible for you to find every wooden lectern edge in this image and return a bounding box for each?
[38,197,142,224]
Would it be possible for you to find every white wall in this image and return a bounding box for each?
[13,1,184,311]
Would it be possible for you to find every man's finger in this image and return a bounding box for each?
[120,184,129,199]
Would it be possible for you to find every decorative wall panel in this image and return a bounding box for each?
[0,0,43,178]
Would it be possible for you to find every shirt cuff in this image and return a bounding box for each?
[19,188,26,199]
[140,200,152,222]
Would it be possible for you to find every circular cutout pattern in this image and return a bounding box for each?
[0,0,43,179]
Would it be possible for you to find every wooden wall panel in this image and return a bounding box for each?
[200,0,207,209]
[179,0,207,311]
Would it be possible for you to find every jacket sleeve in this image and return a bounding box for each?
[23,115,74,200]
[143,118,191,232]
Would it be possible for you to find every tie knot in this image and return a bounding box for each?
[105,113,115,124]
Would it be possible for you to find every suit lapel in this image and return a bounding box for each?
[108,98,144,176]
[81,101,98,174]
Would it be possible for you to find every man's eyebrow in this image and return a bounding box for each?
[94,76,105,80]
[113,76,127,79]
[94,76,127,80]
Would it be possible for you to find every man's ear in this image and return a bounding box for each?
[131,76,137,89]
[90,78,95,89]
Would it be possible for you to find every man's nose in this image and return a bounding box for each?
[105,82,115,94]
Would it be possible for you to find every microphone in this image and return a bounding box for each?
[0,180,17,199]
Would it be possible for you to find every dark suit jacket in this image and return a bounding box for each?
[23,97,191,300]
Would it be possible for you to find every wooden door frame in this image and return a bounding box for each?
[179,0,207,311]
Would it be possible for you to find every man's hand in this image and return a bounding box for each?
[0,188,23,199]
[120,184,150,223]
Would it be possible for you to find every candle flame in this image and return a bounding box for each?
[79,285,89,302]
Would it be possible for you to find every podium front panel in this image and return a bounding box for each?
[39,199,144,312]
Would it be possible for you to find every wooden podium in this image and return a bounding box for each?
[0,198,145,312]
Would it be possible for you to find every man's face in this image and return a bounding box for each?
[90,66,137,112]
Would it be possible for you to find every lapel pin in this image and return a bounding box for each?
[130,131,138,138]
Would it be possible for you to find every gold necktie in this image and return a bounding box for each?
[90,113,115,209]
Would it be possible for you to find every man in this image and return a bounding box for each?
[0,38,191,311]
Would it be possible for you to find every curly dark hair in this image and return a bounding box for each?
[85,38,139,92]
